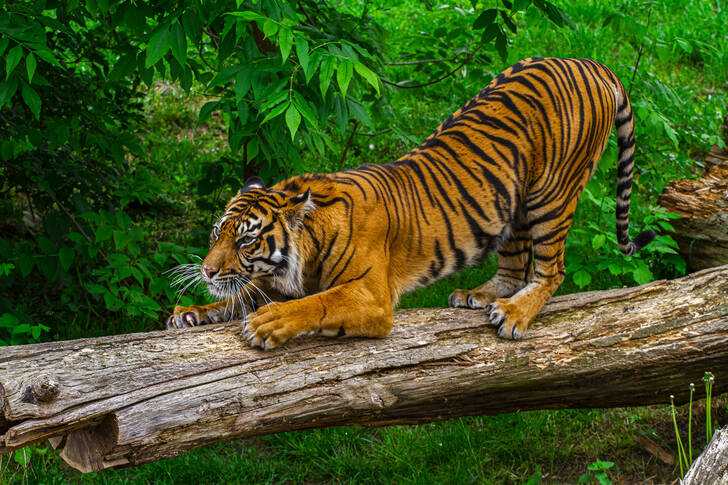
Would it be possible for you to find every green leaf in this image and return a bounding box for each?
[170,21,187,67]
[336,60,354,98]
[109,52,138,81]
[591,233,606,250]
[0,37,8,57]
[86,283,107,294]
[319,55,336,98]
[21,83,42,119]
[588,460,614,471]
[572,269,592,288]
[501,10,517,33]
[31,325,41,340]
[481,22,499,43]
[513,0,531,10]
[13,449,30,466]
[292,91,319,130]
[34,49,60,67]
[235,68,252,104]
[6,45,23,79]
[595,473,611,485]
[113,229,129,250]
[354,61,380,95]
[304,51,321,83]
[262,19,278,39]
[58,247,74,271]
[17,250,34,276]
[523,465,542,485]
[25,52,37,84]
[12,323,31,336]
[198,100,220,125]
[494,28,508,61]
[473,8,498,29]
[181,10,202,45]
[260,100,289,125]
[95,224,113,242]
[347,98,373,127]
[632,264,653,285]
[209,65,242,88]
[0,76,19,108]
[247,138,259,162]
[146,24,171,68]
[0,313,20,328]
[150,277,168,296]
[295,37,309,73]
[278,28,293,64]
[38,236,55,255]
[227,11,267,22]
[285,104,301,141]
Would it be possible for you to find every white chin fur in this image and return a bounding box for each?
[207,283,236,298]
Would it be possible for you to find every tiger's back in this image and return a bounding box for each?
[167,57,654,348]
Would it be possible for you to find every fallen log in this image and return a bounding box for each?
[658,145,728,272]
[682,425,728,484]
[1,265,728,473]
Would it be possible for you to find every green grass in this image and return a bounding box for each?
[4,401,726,484]
[4,0,728,483]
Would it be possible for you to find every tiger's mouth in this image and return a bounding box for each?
[206,277,244,299]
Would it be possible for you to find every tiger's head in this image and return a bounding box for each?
[199,176,315,299]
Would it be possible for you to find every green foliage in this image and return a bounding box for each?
[0,0,569,343]
[578,459,615,484]
[1,0,727,482]
[670,373,718,479]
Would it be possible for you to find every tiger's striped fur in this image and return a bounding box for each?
[167,57,655,348]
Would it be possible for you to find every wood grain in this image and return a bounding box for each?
[682,426,728,484]
[1,265,727,472]
[659,145,728,271]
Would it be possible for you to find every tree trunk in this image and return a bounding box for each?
[682,426,728,485]
[658,145,728,272]
[1,265,728,473]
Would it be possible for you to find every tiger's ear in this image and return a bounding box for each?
[284,188,315,229]
[239,176,265,194]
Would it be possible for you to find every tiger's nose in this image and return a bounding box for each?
[202,265,219,279]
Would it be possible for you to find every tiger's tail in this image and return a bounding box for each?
[614,82,656,257]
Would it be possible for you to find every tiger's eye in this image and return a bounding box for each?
[237,235,255,247]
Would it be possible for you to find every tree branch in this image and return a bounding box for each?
[1,266,727,472]
[387,58,453,66]
[381,44,483,89]
[339,119,359,168]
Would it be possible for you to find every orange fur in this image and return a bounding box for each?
[167,57,654,348]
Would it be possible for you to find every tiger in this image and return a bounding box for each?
[166,57,655,349]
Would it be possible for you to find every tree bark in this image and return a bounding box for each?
[658,145,728,272]
[682,426,728,485]
[1,265,728,473]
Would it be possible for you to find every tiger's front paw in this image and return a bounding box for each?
[485,299,530,340]
[240,305,301,350]
[166,305,221,329]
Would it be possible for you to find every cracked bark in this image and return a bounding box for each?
[682,425,728,484]
[658,145,728,272]
[1,265,727,472]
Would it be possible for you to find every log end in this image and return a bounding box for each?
[56,414,128,473]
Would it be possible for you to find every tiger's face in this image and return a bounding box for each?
[200,176,314,298]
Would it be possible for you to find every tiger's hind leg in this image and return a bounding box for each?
[486,207,571,339]
[449,226,533,310]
